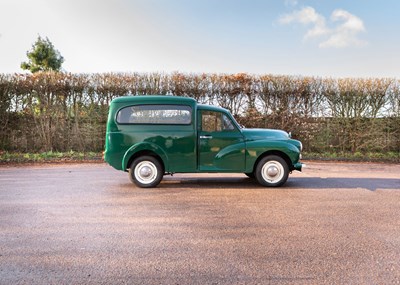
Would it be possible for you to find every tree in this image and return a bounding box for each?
[21,36,64,73]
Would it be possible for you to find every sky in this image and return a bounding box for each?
[0,0,399,78]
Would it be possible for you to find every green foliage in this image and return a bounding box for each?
[21,36,64,73]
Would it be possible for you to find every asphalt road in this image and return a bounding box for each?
[0,162,399,284]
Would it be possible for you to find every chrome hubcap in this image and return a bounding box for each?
[267,165,279,177]
[139,166,152,178]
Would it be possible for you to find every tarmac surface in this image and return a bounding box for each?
[0,161,399,284]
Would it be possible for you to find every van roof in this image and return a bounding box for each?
[111,95,197,105]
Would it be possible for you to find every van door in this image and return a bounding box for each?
[198,110,245,171]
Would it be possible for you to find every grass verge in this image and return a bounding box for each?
[303,151,400,163]
[0,151,102,164]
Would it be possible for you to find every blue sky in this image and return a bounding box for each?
[0,0,399,77]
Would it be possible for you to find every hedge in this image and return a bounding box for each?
[0,72,399,157]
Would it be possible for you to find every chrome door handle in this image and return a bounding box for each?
[200,135,212,139]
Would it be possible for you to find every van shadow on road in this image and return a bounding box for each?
[287,177,400,191]
[157,176,400,191]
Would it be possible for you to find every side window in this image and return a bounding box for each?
[222,114,235,130]
[117,104,192,125]
[201,111,235,132]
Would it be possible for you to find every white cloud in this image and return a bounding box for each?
[279,7,320,25]
[279,7,329,39]
[320,9,367,48]
[279,6,367,48]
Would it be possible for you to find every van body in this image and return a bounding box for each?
[104,95,303,187]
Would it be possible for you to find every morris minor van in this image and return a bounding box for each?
[104,95,303,188]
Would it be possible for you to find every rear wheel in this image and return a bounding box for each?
[129,156,163,188]
[255,155,289,187]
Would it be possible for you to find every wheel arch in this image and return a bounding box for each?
[127,150,165,172]
[251,150,293,174]
[122,143,167,172]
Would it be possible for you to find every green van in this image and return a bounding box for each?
[104,95,303,188]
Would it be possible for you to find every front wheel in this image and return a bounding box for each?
[255,155,289,187]
[129,156,163,188]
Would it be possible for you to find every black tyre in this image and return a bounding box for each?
[255,155,289,187]
[129,156,163,188]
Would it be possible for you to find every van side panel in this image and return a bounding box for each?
[119,125,197,172]
[104,97,197,172]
